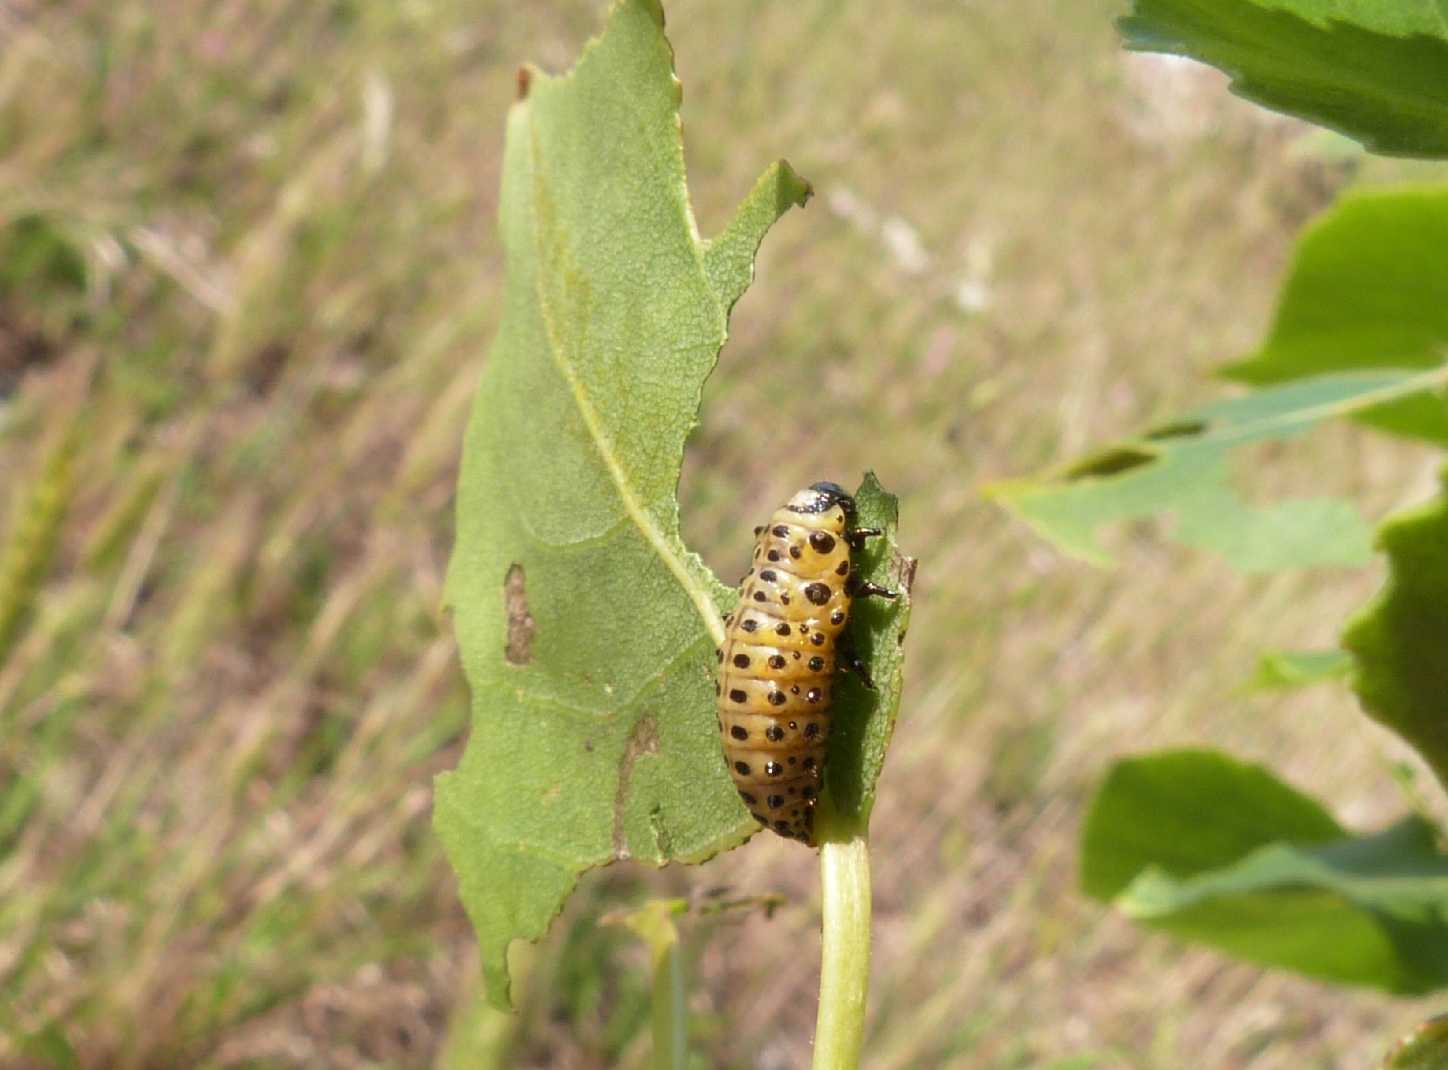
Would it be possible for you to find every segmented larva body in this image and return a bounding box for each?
[716,483,858,843]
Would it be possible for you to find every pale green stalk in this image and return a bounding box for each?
[812,795,871,1070]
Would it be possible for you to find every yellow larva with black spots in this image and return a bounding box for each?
[715,482,897,844]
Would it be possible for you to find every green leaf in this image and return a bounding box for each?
[434,0,812,1009]
[989,368,1448,570]
[1249,648,1352,691]
[1386,1016,1448,1070]
[1118,0,1448,158]
[1226,188,1448,445]
[1083,749,1448,993]
[1344,469,1448,794]
[823,474,915,827]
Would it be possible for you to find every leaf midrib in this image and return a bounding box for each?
[525,123,726,650]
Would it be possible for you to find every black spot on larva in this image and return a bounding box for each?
[772,525,789,538]
[716,648,724,662]
[733,653,751,669]
[789,546,802,559]
[768,654,786,669]
[776,623,791,637]
[760,569,777,582]
[730,725,748,740]
[714,683,721,695]
[807,688,822,703]
[753,591,767,603]
[767,794,784,809]
[788,756,797,765]
[780,595,790,605]
[774,820,790,832]
[811,632,826,646]
[802,785,816,799]
[765,761,783,777]
[802,756,817,769]
[765,725,784,742]
[809,656,825,671]
[793,652,801,660]
[768,690,786,706]
[735,761,752,775]
[804,723,820,738]
[724,612,734,623]
[741,618,758,632]
[754,525,764,536]
[836,560,849,576]
[740,790,757,804]
[810,531,836,553]
[788,721,798,730]
[767,550,780,562]
[800,624,810,634]
[831,610,846,625]
[805,582,832,606]
[730,689,747,703]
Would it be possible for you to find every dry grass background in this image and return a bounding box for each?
[1,0,1444,1067]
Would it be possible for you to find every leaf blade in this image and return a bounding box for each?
[1119,0,1448,158]
[1344,469,1448,794]
[1083,749,1448,993]
[1225,187,1448,445]
[436,0,806,1008]
[988,369,1448,571]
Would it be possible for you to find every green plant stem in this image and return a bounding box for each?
[813,796,871,1070]
[651,927,687,1070]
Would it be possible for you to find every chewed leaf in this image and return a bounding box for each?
[1344,469,1448,794]
[435,0,810,1009]
[824,473,914,826]
[989,368,1448,571]
[1119,1,1448,158]
[1226,188,1448,445]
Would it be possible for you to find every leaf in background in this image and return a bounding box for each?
[1083,749,1448,993]
[1249,648,1351,691]
[1225,188,1448,445]
[1344,470,1448,794]
[988,368,1448,570]
[1386,1016,1448,1070]
[1118,0,1448,158]
[435,0,811,1009]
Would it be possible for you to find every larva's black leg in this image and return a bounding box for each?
[845,575,899,600]
[837,637,876,691]
[846,527,883,550]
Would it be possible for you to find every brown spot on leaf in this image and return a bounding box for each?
[516,65,532,99]
[503,563,536,665]
[612,715,660,860]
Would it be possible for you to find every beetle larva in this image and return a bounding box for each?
[715,481,896,844]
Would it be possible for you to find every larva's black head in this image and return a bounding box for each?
[787,481,857,521]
